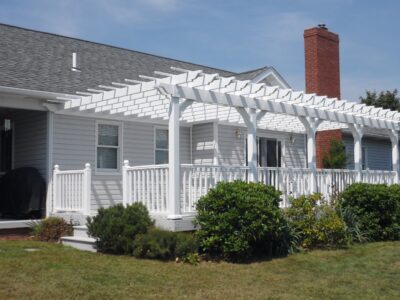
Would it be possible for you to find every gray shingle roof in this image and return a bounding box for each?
[0,24,272,95]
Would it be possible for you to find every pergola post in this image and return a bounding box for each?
[387,129,399,183]
[168,96,181,219]
[247,108,258,182]
[349,124,364,181]
[299,116,321,193]
[236,108,258,182]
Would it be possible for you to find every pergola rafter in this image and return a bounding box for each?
[59,68,400,133]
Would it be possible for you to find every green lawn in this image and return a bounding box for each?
[0,241,399,299]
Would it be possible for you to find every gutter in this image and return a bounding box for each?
[0,85,80,101]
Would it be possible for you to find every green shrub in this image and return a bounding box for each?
[286,194,348,249]
[339,183,400,241]
[32,217,73,242]
[87,203,153,254]
[132,228,198,260]
[195,180,292,261]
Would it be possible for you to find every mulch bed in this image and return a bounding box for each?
[0,228,33,240]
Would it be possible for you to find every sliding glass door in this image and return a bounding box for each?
[257,137,282,167]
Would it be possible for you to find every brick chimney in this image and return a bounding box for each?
[304,25,342,168]
[304,24,340,98]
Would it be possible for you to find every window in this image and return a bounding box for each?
[257,137,282,167]
[155,128,168,164]
[96,123,120,170]
[362,146,368,170]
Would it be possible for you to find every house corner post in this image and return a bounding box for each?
[349,124,364,182]
[168,96,181,219]
[388,130,399,183]
[299,116,320,194]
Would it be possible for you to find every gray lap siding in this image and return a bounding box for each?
[52,114,190,213]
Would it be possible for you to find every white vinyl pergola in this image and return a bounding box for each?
[59,67,400,218]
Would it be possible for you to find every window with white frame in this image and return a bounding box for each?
[155,128,168,164]
[96,123,120,170]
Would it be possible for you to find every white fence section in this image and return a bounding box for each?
[180,164,248,213]
[121,163,398,215]
[52,163,91,214]
[258,167,311,206]
[361,170,397,185]
[123,161,169,214]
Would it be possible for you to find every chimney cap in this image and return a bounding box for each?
[318,24,328,30]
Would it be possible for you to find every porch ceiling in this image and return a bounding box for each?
[59,68,400,133]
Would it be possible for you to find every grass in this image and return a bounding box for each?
[0,241,399,299]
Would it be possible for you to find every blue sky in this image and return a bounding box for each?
[0,0,399,101]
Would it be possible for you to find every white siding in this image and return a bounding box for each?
[192,123,214,164]
[217,124,306,168]
[52,114,191,212]
[12,110,48,179]
[218,124,245,166]
[343,134,392,170]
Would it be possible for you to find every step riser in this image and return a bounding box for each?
[62,239,96,252]
[74,228,90,238]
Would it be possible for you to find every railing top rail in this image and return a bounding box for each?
[55,169,86,175]
[316,168,359,172]
[360,170,396,174]
[180,164,249,169]
[126,164,169,170]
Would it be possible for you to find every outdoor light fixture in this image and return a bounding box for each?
[289,133,295,145]
[235,128,242,139]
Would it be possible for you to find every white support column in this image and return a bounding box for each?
[168,96,181,219]
[122,160,130,207]
[387,129,399,183]
[83,163,91,215]
[349,124,364,181]
[236,107,258,182]
[299,116,322,193]
[247,108,258,182]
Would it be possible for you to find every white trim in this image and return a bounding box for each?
[95,120,123,175]
[251,67,291,89]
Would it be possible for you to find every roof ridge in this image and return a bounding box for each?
[236,66,269,75]
[0,22,235,75]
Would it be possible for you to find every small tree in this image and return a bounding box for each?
[322,139,347,169]
[360,89,400,111]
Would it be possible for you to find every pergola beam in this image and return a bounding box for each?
[159,83,400,131]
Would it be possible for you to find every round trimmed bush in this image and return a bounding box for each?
[339,183,400,241]
[87,203,153,254]
[194,180,291,261]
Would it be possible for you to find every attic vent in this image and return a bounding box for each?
[71,52,81,72]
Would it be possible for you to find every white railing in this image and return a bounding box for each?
[122,163,399,214]
[316,169,358,201]
[258,167,311,206]
[180,164,248,213]
[53,163,91,214]
[361,170,397,184]
[123,161,169,214]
